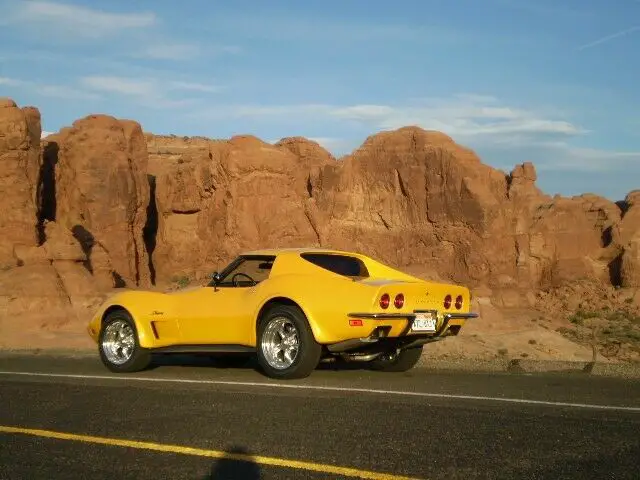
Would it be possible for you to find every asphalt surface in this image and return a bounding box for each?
[0,353,639,479]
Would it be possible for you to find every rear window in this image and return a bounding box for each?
[300,253,369,278]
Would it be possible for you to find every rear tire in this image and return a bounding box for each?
[257,304,321,380]
[370,345,423,372]
[98,309,151,373]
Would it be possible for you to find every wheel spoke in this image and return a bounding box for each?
[261,317,300,370]
[101,319,136,366]
[284,347,296,363]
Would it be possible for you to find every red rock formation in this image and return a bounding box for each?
[615,191,640,287]
[275,136,336,167]
[0,98,41,266]
[142,125,640,297]
[3,96,640,315]
[4,97,640,357]
[147,134,320,280]
[44,114,151,287]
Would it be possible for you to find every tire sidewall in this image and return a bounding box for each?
[371,345,423,372]
[257,305,319,379]
[98,310,149,373]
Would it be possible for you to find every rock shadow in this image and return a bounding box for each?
[36,141,59,244]
[142,174,158,285]
[608,253,623,287]
[71,225,95,274]
[601,226,613,248]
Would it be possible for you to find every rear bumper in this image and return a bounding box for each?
[347,311,479,321]
[327,309,478,353]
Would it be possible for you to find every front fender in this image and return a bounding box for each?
[87,290,173,349]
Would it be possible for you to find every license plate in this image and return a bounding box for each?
[411,313,437,332]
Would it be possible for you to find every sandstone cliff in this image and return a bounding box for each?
[145,127,631,303]
[1,98,638,360]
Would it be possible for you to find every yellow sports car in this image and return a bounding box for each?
[87,248,478,379]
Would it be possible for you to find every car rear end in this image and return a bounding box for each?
[366,279,475,334]
[326,279,478,354]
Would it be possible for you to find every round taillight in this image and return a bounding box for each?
[394,293,404,309]
[443,294,452,309]
[380,293,390,309]
[455,295,463,310]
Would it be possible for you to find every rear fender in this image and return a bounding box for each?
[253,294,325,345]
[252,275,380,344]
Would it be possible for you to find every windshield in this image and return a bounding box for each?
[212,256,275,287]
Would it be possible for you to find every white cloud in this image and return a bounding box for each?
[79,75,221,108]
[41,130,53,138]
[135,43,242,60]
[535,143,640,172]
[0,76,100,100]
[36,84,100,100]
[137,44,201,61]
[577,25,640,51]
[195,94,637,173]
[307,137,352,154]
[9,1,156,37]
[0,76,23,86]
[196,94,585,140]
[168,81,222,93]
[80,76,153,96]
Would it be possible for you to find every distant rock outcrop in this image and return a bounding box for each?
[142,125,639,300]
[615,190,640,287]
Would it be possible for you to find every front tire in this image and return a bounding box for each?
[257,304,321,380]
[98,309,151,373]
[370,345,424,372]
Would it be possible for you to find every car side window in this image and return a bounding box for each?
[300,253,369,279]
[218,258,274,287]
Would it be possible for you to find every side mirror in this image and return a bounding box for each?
[209,271,221,291]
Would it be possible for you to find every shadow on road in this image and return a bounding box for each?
[147,353,379,373]
[203,446,261,480]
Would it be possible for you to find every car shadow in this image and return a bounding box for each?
[202,446,261,480]
[147,353,259,372]
[145,353,378,374]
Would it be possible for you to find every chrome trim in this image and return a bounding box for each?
[443,312,479,320]
[347,312,416,319]
[434,316,450,336]
[347,310,478,321]
[326,337,379,353]
[338,352,383,362]
[332,310,480,354]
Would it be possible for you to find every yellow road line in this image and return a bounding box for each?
[0,425,422,480]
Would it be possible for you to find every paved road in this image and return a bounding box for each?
[0,353,639,479]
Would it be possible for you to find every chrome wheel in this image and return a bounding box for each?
[101,319,136,365]
[261,316,299,370]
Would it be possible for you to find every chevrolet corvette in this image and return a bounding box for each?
[87,248,478,379]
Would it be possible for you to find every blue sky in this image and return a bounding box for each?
[1,0,638,201]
